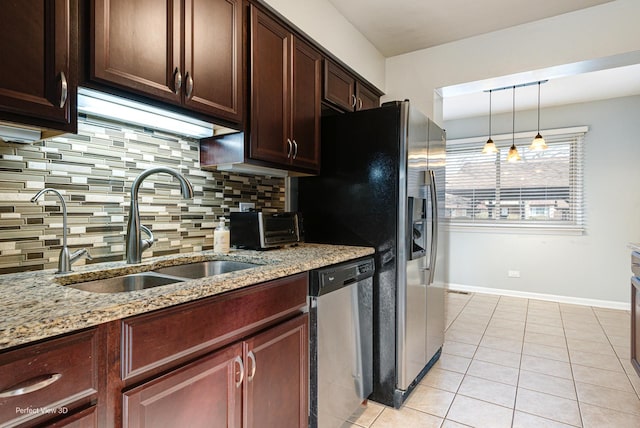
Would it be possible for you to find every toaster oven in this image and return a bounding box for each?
[230,211,301,249]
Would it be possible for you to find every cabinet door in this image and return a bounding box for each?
[356,82,380,111]
[123,344,243,428]
[249,6,290,165]
[184,0,243,122]
[291,38,321,172]
[243,315,308,428]
[323,60,356,112]
[0,0,76,132]
[92,0,182,104]
[48,406,97,428]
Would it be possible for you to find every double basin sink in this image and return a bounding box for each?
[67,260,260,293]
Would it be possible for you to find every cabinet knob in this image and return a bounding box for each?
[247,351,257,381]
[350,94,357,109]
[173,67,182,94]
[234,356,244,388]
[292,140,298,160]
[59,72,68,108]
[357,98,363,111]
[287,139,293,159]
[0,373,62,398]
[185,72,194,99]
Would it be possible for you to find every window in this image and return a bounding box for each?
[445,127,585,230]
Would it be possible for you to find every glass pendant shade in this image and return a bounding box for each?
[482,138,498,154]
[507,143,521,162]
[530,132,547,151]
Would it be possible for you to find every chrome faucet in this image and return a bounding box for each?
[126,167,194,264]
[31,188,92,274]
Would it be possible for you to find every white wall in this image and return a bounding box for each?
[263,0,386,90]
[385,0,640,122]
[444,95,640,306]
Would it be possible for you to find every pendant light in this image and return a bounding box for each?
[529,81,548,151]
[507,86,521,162]
[482,89,498,154]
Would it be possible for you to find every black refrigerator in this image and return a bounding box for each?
[298,100,446,408]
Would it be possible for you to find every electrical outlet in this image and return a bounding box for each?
[239,202,255,212]
[508,270,521,278]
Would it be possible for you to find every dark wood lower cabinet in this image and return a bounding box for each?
[48,406,98,428]
[118,274,309,427]
[123,314,308,428]
[0,275,309,427]
[123,344,242,428]
[244,315,308,428]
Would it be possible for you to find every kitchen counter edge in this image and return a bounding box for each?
[0,243,374,351]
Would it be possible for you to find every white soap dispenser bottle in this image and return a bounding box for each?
[213,217,230,254]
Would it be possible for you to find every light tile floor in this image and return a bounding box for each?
[347,291,640,428]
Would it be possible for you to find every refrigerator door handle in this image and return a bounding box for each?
[428,170,438,285]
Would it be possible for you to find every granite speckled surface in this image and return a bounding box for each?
[0,244,373,351]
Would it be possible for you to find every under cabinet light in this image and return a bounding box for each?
[77,88,215,139]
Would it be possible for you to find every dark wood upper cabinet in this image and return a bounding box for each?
[91,0,182,103]
[323,60,381,113]
[183,0,243,121]
[249,5,321,174]
[249,7,290,165]
[91,0,242,123]
[291,38,322,171]
[357,82,381,111]
[0,0,77,133]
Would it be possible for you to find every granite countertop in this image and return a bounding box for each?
[0,243,374,351]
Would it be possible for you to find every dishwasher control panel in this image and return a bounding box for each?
[310,257,375,296]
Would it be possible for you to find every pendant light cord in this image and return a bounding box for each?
[512,86,515,146]
[489,90,492,137]
[537,82,541,133]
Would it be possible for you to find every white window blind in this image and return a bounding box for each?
[445,127,585,230]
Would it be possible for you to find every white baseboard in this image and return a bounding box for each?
[446,283,630,311]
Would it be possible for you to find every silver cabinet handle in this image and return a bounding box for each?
[247,351,256,381]
[287,139,293,159]
[173,67,182,94]
[234,356,244,388]
[350,94,357,109]
[292,140,298,159]
[59,72,68,108]
[0,373,62,398]
[357,98,363,110]
[185,72,194,98]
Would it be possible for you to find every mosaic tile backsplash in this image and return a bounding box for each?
[0,116,285,274]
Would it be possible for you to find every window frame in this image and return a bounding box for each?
[444,126,587,234]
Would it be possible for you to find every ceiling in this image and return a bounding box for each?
[327,0,640,120]
[327,0,614,57]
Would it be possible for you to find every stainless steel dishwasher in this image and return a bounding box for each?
[309,257,375,428]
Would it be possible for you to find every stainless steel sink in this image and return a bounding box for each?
[154,260,259,279]
[67,272,184,293]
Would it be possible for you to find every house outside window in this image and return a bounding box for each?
[445,127,586,231]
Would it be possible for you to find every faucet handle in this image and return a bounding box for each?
[140,225,155,252]
[70,248,93,263]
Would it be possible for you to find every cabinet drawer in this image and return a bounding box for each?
[121,273,308,381]
[0,329,98,427]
